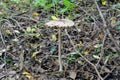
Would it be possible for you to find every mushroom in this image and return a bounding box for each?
[45,19,74,71]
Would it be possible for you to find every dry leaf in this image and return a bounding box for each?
[0,49,6,56]
[78,60,83,65]
[98,34,104,40]
[84,51,89,55]
[5,30,11,34]
[103,67,111,73]
[32,12,39,16]
[102,0,107,5]
[69,71,76,79]
[12,38,19,42]
[75,41,82,47]
[22,72,32,79]
[93,55,100,59]
[51,16,59,20]
[0,63,5,69]
[14,30,20,34]
[77,29,81,32]
[35,33,41,37]
[33,16,39,21]
[32,51,39,57]
[52,34,57,41]
[111,17,116,25]
[94,44,103,48]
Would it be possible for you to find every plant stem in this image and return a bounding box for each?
[58,28,62,71]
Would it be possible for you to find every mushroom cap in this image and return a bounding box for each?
[45,19,74,28]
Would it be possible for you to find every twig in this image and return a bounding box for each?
[0,30,6,52]
[103,67,115,79]
[9,17,24,30]
[19,50,24,71]
[12,15,39,23]
[96,34,107,66]
[65,29,104,80]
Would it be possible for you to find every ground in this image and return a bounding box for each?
[0,0,120,80]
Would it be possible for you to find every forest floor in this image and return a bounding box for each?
[0,1,120,80]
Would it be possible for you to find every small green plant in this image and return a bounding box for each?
[66,50,83,65]
[67,53,79,62]
[6,57,13,63]
[32,0,47,7]
[32,0,53,10]
[66,49,82,62]
[60,0,75,13]
[32,0,76,17]
[10,0,21,4]
[25,26,41,38]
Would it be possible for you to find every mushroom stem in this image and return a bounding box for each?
[58,28,62,72]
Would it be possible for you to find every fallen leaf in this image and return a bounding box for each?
[98,34,104,40]
[26,27,36,33]
[5,30,11,34]
[32,51,39,57]
[0,49,6,56]
[26,27,31,32]
[32,12,39,17]
[12,38,19,42]
[102,0,107,5]
[52,34,57,41]
[35,58,42,63]
[33,16,39,21]
[111,17,116,25]
[75,41,82,47]
[77,29,81,32]
[51,16,59,20]
[14,30,20,34]
[0,63,5,69]
[94,44,103,48]
[70,52,77,55]
[78,60,83,65]
[84,51,89,55]
[103,67,111,73]
[69,71,76,79]
[22,72,32,79]
[93,55,100,59]
[35,33,41,37]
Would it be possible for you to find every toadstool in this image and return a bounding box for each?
[45,19,74,71]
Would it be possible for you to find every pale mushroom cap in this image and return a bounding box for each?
[45,19,74,28]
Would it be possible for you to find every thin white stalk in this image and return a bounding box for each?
[58,28,62,72]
